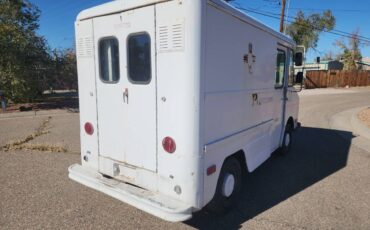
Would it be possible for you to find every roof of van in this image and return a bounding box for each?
[77,0,294,45]
[77,0,171,21]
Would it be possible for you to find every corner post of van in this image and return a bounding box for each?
[69,0,301,222]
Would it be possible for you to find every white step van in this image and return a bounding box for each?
[69,0,303,222]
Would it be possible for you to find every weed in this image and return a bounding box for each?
[1,116,67,153]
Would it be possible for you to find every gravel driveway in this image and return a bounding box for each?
[1,88,370,229]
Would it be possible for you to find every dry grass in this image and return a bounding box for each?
[358,108,370,128]
[1,116,66,153]
[6,144,67,153]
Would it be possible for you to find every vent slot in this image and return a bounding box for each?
[157,21,184,52]
[77,36,93,58]
[158,26,169,50]
[172,24,183,49]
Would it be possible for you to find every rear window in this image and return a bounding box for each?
[99,37,120,83]
[127,33,151,84]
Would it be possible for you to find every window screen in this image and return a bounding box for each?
[128,33,151,84]
[99,38,120,83]
[275,50,286,88]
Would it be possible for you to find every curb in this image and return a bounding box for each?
[329,106,370,153]
[351,107,370,141]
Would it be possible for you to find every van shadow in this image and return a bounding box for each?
[185,126,353,229]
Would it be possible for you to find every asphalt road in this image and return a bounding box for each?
[1,88,370,229]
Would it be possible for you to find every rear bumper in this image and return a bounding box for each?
[68,164,193,222]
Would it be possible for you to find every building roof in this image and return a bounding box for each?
[361,57,370,65]
[356,61,370,66]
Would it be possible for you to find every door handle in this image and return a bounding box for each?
[252,93,261,106]
[123,88,129,104]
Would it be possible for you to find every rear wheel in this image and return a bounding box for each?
[280,123,293,155]
[207,157,242,214]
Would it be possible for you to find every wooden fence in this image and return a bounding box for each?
[305,70,370,89]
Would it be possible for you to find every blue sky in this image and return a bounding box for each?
[32,0,370,62]
[31,0,110,48]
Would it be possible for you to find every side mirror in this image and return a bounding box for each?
[295,72,304,84]
[294,52,303,66]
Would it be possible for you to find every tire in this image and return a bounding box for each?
[207,157,242,214]
[280,123,293,155]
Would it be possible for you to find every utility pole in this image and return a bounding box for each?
[279,0,286,33]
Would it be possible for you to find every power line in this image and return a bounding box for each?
[288,7,370,13]
[251,3,370,13]
[238,6,370,42]
[283,0,291,33]
[235,6,370,44]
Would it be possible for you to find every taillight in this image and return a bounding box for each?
[162,137,176,153]
[207,165,217,176]
[84,122,94,135]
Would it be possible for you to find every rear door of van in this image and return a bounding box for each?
[93,6,157,172]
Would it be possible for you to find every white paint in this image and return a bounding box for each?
[68,164,193,222]
[70,0,299,222]
[93,7,157,172]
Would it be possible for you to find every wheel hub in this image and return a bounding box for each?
[285,132,290,147]
[222,173,235,197]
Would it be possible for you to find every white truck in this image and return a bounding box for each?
[69,0,303,222]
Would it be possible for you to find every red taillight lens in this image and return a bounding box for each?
[84,122,94,135]
[162,137,176,153]
[207,165,217,176]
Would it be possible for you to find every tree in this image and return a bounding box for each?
[286,10,335,52]
[61,50,78,91]
[0,0,50,102]
[50,49,78,91]
[336,29,367,70]
[322,52,333,61]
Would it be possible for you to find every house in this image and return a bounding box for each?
[304,60,344,71]
[356,57,370,70]
[295,60,343,75]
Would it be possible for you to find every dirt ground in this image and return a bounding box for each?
[358,108,370,128]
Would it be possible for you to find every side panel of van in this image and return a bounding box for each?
[202,2,292,206]
[75,19,99,170]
